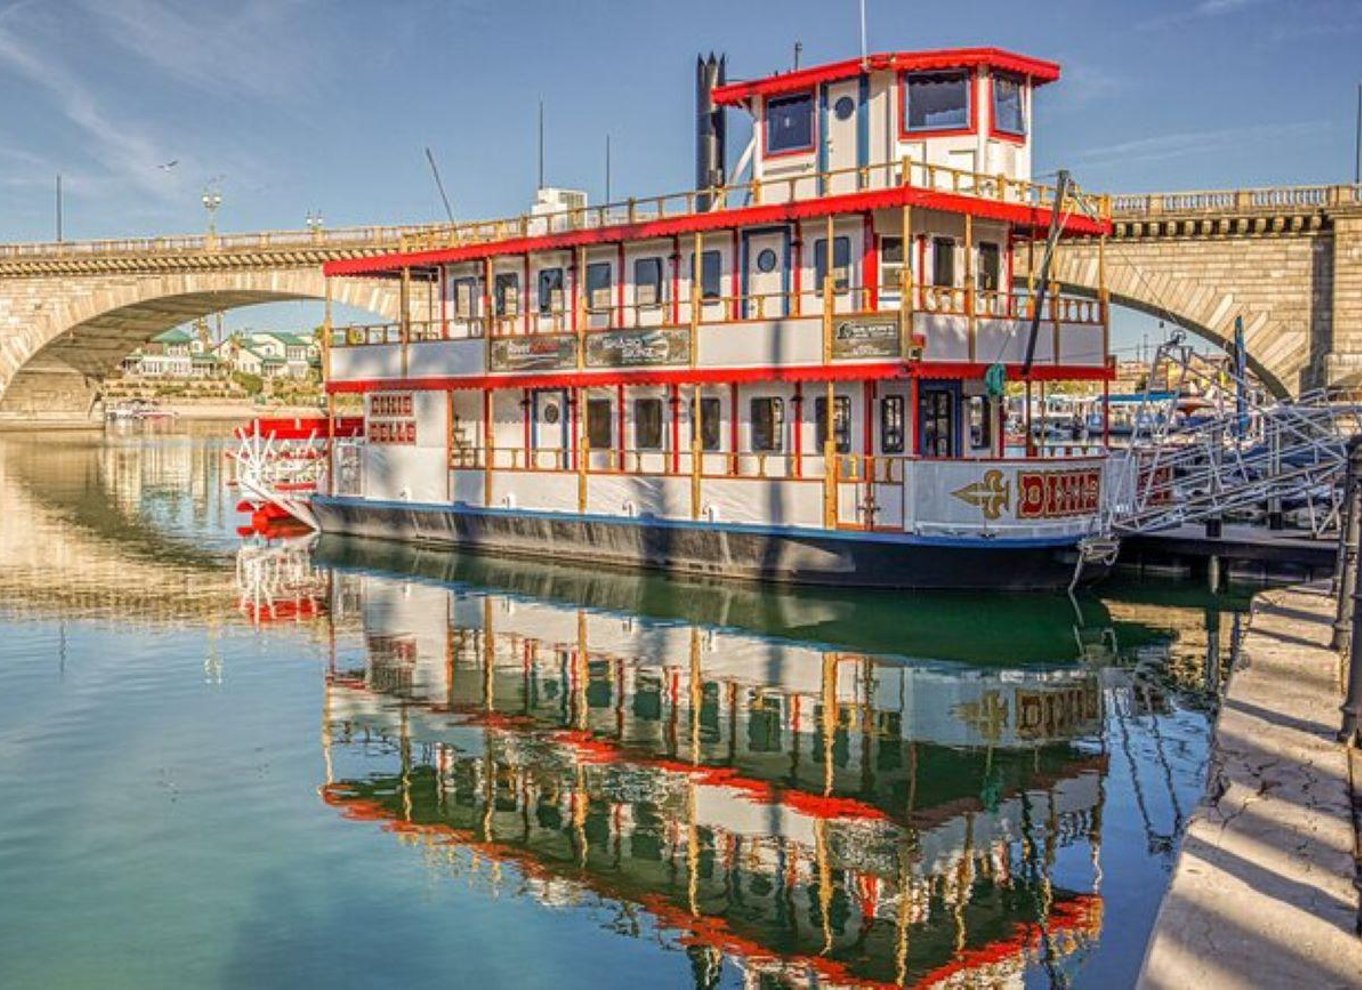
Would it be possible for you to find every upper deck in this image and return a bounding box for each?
[323,46,1110,393]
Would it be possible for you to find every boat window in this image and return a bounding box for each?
[634,257,664,307]
[977,242,1001,292]
[750,397,784,452]
[493,272,520,317]
[833,95,856,122]
[992,74,1025,136]
[880,395,905,453]
[586,262,613,311]
[634,398,663,450]
[920,388,955,457]
[586,397,613,449]
[814,396,852,453]
[932,238,956,287]
[880,236,906,291]
[451,277,479,319]
[968,395,992,449]
[537,267,564,315]
[690,396,721,451]
[766,92,814,154]
[813,236,851,295]
[756,248,778,273]
[690,249,723,301]
[905,71,971,132]
[747,696,783,752]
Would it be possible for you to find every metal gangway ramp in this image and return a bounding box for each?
[1104,336,1362,537]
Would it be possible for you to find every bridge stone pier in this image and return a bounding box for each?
[0,225,436,423]
[1051,184,1362,397]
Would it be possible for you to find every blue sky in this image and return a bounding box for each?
[1,0,1359,346]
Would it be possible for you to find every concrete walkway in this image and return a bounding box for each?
[1139,584,1362,989]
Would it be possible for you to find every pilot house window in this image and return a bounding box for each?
[905,71,971,132]
[993,74,1025,136]
[765,92,814,154]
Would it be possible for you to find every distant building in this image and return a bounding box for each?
[122,326,321,381]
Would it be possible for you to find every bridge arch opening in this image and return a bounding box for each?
[0,272,402,422]
[1035,276,1287,399]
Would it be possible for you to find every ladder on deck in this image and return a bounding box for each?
[1105,336,1362,537]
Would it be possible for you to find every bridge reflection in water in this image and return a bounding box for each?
[298,540,1245,988]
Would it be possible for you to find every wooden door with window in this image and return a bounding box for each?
[824,80,860,194]
[918,385,958,458]
[744,230,787,320]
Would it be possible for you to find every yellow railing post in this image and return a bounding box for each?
[690,230,703,367]
[399,265,411,378]
[578,391,589,512]
[964,212,976,362]
[690,384,702,519]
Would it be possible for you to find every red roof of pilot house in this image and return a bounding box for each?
[711,47,1062,106]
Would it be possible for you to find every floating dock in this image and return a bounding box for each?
[1119,523,1337,585]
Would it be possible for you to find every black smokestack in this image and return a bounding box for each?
[695,53,726,210]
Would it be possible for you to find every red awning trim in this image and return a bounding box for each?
[913,360,1116,382]
[323,185,1108,278]
[326,358,1113,394]
[711,48,1062,107]
[327,362,911,394]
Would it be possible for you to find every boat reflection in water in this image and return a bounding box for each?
[295,538,1116,988]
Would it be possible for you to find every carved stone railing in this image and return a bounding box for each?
[1111,184,1362,217]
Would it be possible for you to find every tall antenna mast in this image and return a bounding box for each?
[605,134,612,203]
[858,0,868,65]
[424,147,455,223]
[538,99,545,191]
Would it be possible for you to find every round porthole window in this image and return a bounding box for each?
[834,96,856,121]
[756,248,779,273]
[543,403,560,425]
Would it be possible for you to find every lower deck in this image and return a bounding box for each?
[317,378,1111,587]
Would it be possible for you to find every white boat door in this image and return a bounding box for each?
[824,80,861,195]
[743,229,788,320]
[530,389,570,470]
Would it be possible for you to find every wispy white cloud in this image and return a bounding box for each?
[1073,120,1330,169]
[0,14,174,199]
[1139,0,1275,31]
[80,0,322,104]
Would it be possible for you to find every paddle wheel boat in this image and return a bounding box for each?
[284,46,1120,589]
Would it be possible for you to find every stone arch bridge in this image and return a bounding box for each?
[1049,184,1362,397]
[1,182,1359,419]
[0,225,441,421]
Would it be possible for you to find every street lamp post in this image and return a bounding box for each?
[201,185,223,239]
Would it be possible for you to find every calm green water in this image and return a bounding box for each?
[0,427,1249,989]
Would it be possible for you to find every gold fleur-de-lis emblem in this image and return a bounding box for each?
[952,469,1010,520]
